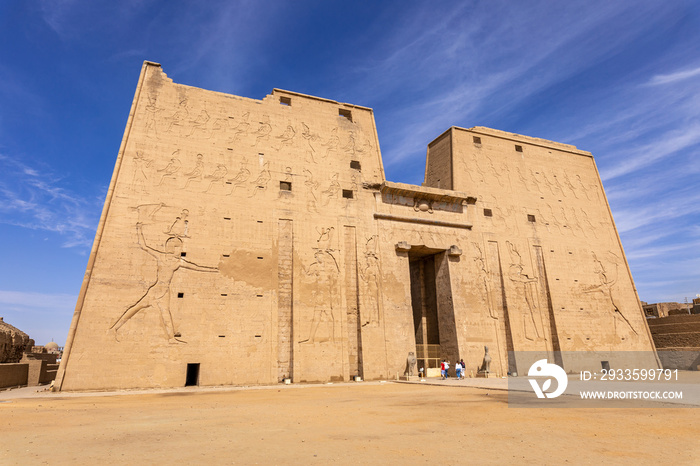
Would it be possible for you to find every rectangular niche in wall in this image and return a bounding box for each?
[185,363,200,386]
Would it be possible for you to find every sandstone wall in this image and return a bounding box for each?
[424,127,657,373]
[0,363,28,389]
[56,62,657,390]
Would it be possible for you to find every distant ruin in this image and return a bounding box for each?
[0,317,32,363]
[0,317,60,389]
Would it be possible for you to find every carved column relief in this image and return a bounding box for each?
[299,228,339,344]
[506,241,544,344]
[532,245,564,368]
[486,241,516,375]
[277,219,294,381]
[344,226,363,378]
[359,235,381,328]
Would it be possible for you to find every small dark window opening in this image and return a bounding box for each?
[280,96,291,106]
[223,254,230,257]
[224,217,231,220]
[483,208,493,217]
[515,145,523,152]
[185,363,200,386]
[180,252,187,257]
[473,136,482,144]
[257,220,263,223]
[257,256,264,260]
[219,335,226,338]
[342,189,354,199]
[177,292,184,298]
[280,181,292,191]
[350,160,361,170]
[221,293,228,296]
[527,214,536,223]
[339,109,353,122]
[601,361,610,371]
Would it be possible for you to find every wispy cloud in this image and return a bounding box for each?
[330,1,667,171]
[647,65,700,86]
[601,123,700,180]
[0,153,99,249]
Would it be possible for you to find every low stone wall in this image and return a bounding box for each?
[648,314,700,370]
[0,363,29,389]
[42,363,59,385]
[22,353,58,364]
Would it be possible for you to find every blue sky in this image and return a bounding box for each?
[1,1,699,345]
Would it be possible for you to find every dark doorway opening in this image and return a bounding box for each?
[408,247,459,373]
[185,363,200,386]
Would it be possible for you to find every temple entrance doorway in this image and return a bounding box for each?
[408,246,459,375]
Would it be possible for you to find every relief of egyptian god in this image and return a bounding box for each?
[299,227,340,344]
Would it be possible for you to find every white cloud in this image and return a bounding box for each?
[0,153,99,249]
[647,65,700,86]
[600,123,700,181]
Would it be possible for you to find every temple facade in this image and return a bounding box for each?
[55,62,657,390]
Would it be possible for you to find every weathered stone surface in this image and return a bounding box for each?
[0,317,31,363]
[55,62,657,391]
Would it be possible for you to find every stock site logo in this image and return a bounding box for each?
[527,359,568,399]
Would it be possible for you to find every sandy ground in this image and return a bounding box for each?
[1,381,699,465]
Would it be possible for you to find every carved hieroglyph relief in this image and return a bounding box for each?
[157,152,182,186]
[582,252,638,339]
[164,209,190,238]
[186,109,210,138]
[144,93,161,139]
[182,154,204,189]
[299,228,340,344]
[472,242,506,375]
[57,65,659,391]
[301,122,320,163]
[506,241,544,342]
[321,173,341,206]
[275,123,296,150]
[322,127,339,158]
[165,95,189,137]
[249,162,271,198]
[108,220,218,344]
[131,150,153,194]
[204,163,228,193]
[360,235,381,327]
[303,168,320,213]
[226,158,251,195]
[253,115,272,146]
[230,112,250,143]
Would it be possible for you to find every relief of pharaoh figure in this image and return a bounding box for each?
[299,249,339,344]
[360,251,380,327]
[506,242,543,342]
[582,252,638,338]
[108,223,217,343]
